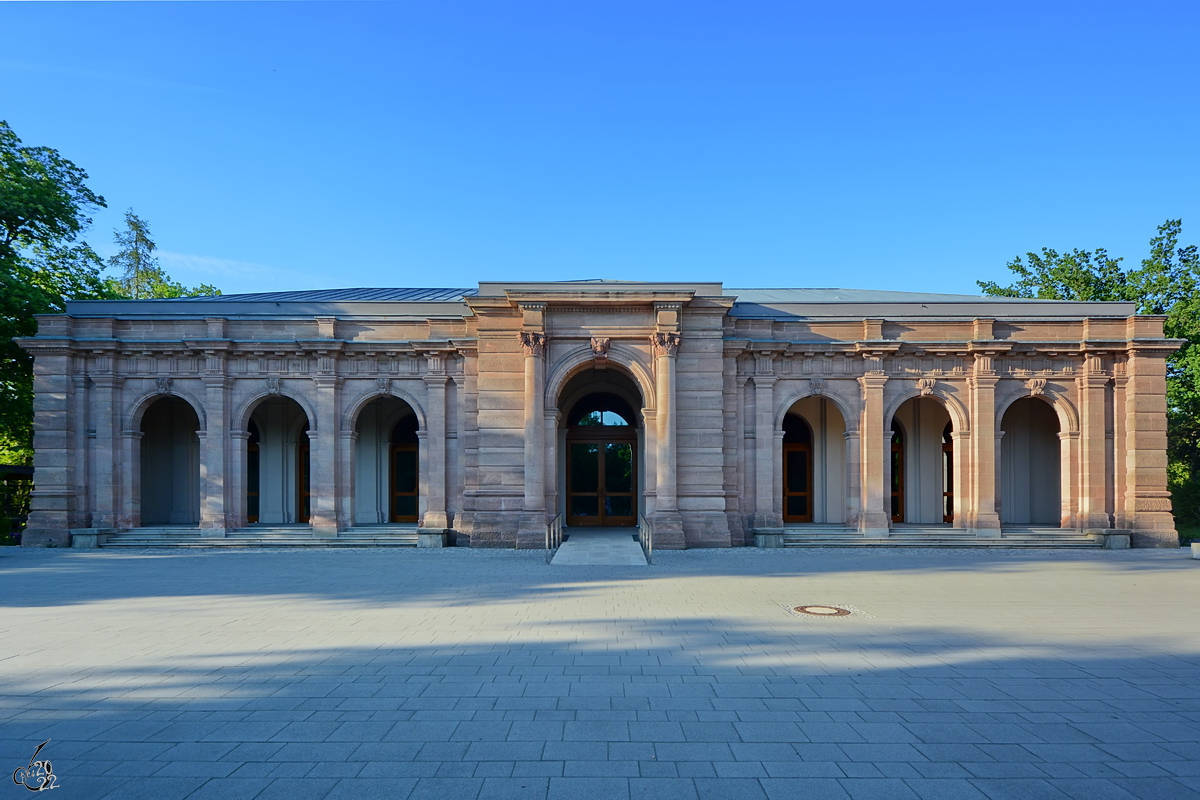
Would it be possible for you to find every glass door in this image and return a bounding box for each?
[566,437,637,527]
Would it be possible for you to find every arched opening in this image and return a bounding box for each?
[140,396,200,526]
[353,396,420,525]
[889,396,953,524]
[246,396,310,525]
[557,368,644,528]
[1000,397,1061,525]
[781,397,847,523]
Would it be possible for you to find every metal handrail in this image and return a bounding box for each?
[545,513,563,564]
[638,513,653,564]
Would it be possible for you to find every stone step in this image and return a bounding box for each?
[100,527,418,548]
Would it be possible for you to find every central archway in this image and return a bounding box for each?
[556,367,645,528]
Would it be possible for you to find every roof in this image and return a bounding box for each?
[59,282,1139,318]
[159,287,476,303]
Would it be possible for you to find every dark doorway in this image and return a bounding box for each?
[390,414,419,523]
[891,420,905,523]
[782,414,813,523]
[565,393,637,527]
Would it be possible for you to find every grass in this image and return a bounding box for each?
[1177,525,1200,545]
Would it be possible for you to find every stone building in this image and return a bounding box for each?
[16,281,1180,548]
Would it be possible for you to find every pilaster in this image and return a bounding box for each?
[967,351,1002,534]
[857,372,890,534]
[517,320,547,547]
[1077,351,1112,529]
[651,329,685,548]
[422,351,451,531]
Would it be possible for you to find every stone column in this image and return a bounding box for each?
[338,428,356,530]
[199,343,231,536]
[843,428,861,528]
[967,352,1002,535]
[90,351,119,531]
[229,428,249,530]
[422,357,450,530]
[310,374,341,537]
[1059,430,1079,529]
[516,331,547,547]
[752,372,780,530]
[951,430,970,528]
[857,372,890,535]
[1077,352,1112,529]
[652,331,686,548]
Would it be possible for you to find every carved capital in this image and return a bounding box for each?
[376,377,391,396]
[154,376,172,395]
[265,376,281,395]
[519,331,546,357]
[810,377,824,396]
[650,332,680,358]
[1026,377,1048,396]
[916,377,936,396]
[590,337,611,357]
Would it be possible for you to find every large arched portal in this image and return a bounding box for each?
[353,396,421,525]
[1000,397,1062,525]
[140,396,200,526]
[246,397,311,525]
[781,396,847,524]
[557,368,644,528]
[889,396,954,524]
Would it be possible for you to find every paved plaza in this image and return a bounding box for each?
[1,546,1199,800]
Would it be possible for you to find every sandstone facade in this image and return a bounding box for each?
[16,281,1180,548]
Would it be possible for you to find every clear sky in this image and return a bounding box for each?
[3,1,1197,296]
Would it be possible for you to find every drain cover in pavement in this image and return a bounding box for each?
[780,603,874,619]
[795,605,850,617]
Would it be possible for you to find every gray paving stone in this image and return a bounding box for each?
[2,548,1198,800]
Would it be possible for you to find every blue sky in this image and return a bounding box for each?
[3,1,1197,296]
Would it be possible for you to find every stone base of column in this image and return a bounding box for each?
[752,513,782,530]
[652,511,686,550]
[467,511,520,548]
[418,531,449,548]
[754,530,785,548]
[69,528,115,548]
[1131,528,1180,548]
[516,512,547,550]
[858,511,890,537]
[311,526,338,539]
[681,510,732,548]
[971,513,1002,537]
[21,528,71,548]
[199,528,228,538]
[421,512,450,530]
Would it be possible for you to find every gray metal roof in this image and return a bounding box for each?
[728,288,1019,303]
[163,287,476,303]
[59,282,1139,319]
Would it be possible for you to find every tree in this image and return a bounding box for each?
[0,121,220,464]
[109,209,220,299]
[0,120,111,464]
[979,220,1200,529]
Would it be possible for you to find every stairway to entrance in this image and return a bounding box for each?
[99,526,419,547]
[550,527,647,565]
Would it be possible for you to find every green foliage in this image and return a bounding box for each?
[109,209,220,299]
[980,220,1200,528]
[1,120,109,465]
[0,121,219,464]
